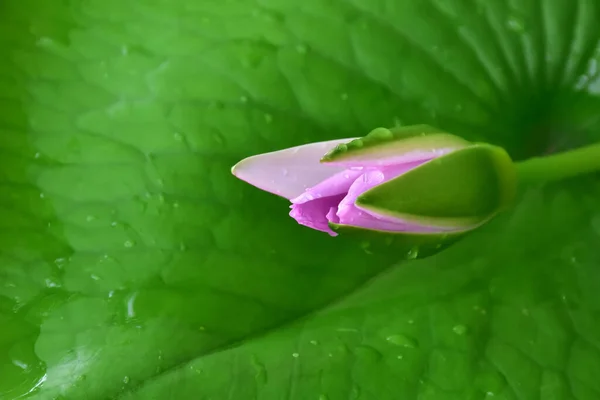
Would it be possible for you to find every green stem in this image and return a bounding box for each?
[515,142,600,184]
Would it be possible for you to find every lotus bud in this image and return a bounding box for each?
[232,125,516,258]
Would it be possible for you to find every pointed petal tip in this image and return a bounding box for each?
[229,138,358,199]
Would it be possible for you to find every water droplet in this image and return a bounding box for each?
[453,324,467,335]
[336,143,348,152]
[124,240,134,248]
[179,242,187,251]
[587,58,598,76]
[123,376,130,384]
[354,345,382,363]
[386,334,418,348]
[54,257,66,269]
[319,395,329,400]
[407,319,414,324]
[240,95,248,103]
[199,326,206,331]
[340,93,348,101]
[85,215,96,222]
[121,45,129,56]
[292,352,299,358]
[173,132,183,141]
[111,221,118,227]
[575,74,589,90]
[506,16,525,33]
[90,274,100,281]
[368,127,393,140]
[407,246,419,259]
[34,152,41,159]
[521,308,530,316]
[45,278,61,288]
[296,44,307,54]
[360,241,372,254]
[126,292,137,318]
[309,340,318,345]
[39,192,45,199]
[397,355,404,359]
[264,113,273,123]
[12,359,28,370]
[173,201,180,208]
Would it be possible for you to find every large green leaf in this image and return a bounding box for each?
[0,0,599,399]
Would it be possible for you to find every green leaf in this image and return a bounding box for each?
[0,0,599,400]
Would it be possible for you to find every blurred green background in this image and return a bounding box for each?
[1,0,600,399]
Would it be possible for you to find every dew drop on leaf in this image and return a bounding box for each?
[506,16,525,33]
[453,324,467,335]
[251,355,267,384]
[45,278,61,288]
[386,334,418,348]
[407,246,419,259]
[54,257,67,269]
[353,345,382,363]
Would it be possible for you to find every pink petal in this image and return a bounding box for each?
[290,169,363,204]
[231,138,358,200]
[336,161,445,232]
[289,195,345,236]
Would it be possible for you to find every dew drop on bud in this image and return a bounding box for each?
[407,246,419,259]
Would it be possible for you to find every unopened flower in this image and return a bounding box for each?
[232,125,516,255]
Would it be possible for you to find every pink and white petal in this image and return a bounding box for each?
[231,138,357,200]
[336,161,425,218]
[290,169,363,204]
[289,195,345,236]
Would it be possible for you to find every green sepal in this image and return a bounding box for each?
[320,125,471,164]
[356,144,517,228]
[329,224,468,260]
